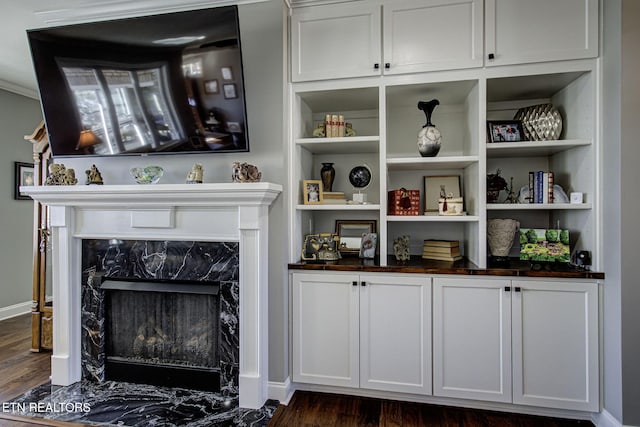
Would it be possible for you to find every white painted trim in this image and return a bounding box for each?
[593,409,624,427]
[0,80,39,100]
[268,377,294,404]
[0,301,32,321]
[35,0,270,25]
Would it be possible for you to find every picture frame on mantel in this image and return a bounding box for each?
[14,161,34,200]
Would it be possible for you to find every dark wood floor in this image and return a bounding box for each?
[1,314,593,427]
[269,391,594,427]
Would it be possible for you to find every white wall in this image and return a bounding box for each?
[0,89,42,313]
[59,0,289,383]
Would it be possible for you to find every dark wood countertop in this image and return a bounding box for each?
[288,256,604,280]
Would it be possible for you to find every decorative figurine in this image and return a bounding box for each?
[393,235,411,263]
[417,99,442,157]
[85,164,103,185]
[487,169,508,203]
[45,163,77,186]
[231,162,262,182]
[186,163,204,184]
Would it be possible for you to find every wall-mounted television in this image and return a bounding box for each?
[28,6,250,157]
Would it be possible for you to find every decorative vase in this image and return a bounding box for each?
[487,218,520,266]
[320,162,335,192]
[417,99,442,157]
[514,103,563,141]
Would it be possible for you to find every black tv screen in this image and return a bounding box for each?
[28,6,250,157]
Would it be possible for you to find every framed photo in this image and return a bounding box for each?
[14,161,34,200]
[303,179,323,205]
[359,232,377,259]
[223,83,237,99]
[487,120,525,143]
[203,79,219,94]
[424,175,461,212]
[335,220,377,255]
[221,66,233,80]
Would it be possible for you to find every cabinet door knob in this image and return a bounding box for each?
[352,281,358,287]
[488,53,495,60]
[515,287,521,292]
[361,281,367,287]
[374,63,380,69]
[385,63,390,69]
[505,286,511,292]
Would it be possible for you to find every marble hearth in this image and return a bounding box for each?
[23,183,282,409]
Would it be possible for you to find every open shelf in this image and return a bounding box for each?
[387,214,480,222]
[296,204,382,211]
[386,155,479,170]
[486,203,592,210]
[296,136,379,154]
[486,139,591,158]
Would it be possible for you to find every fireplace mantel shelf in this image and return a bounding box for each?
[22,182,283,207]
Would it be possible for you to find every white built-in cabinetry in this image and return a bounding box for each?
[291,272,432,394]
[432,277,598,411]
[288,0,600,267]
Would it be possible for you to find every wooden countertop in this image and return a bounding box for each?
[288,256,604,280]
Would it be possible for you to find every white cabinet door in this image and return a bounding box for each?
[433,277,512,402]
[291,2,381,82]
[512,280,599,411]
[292,273,360,387]
[485,0,598,67]
[383,0,483,74]
[359,274,431,395]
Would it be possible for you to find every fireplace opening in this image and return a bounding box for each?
[101,279,221,392]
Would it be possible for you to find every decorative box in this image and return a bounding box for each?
[438,197,464,215]
[388,189,420,216]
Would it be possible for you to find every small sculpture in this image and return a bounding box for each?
[186,163,204,184]
[85,164,103,185]
[231,162,262,183]
[393,235,411,263]
[45,163,77,186]
[417,99,442,157]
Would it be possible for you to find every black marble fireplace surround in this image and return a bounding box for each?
[81,240,240,396]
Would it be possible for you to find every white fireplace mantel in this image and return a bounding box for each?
[23,182,282,409]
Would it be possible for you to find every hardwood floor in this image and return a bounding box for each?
[1,314,593,427]
[268,391,594,427]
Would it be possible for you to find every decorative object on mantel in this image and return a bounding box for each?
[231,162,262,183]
[393,235,411,263]
[45,163,77,186]
[348,165,372,204]
[514,103,563,141]
[85,164,103,185]
[186,163,204,184]
[320,162,335,192]
[130,166,163,184]
[487,218,519,266]
[416,99,442,157]
[486,169,508,203]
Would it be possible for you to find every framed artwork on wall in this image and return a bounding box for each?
[14,161,34,200]
[223,83,237,99]
[424,175,461,212]
[204,79,219,94]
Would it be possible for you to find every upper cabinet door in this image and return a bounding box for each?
[383,0,484,75]
[485,0,598,67]
[291,2,381,82]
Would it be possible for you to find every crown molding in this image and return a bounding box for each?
[0,79,39,100]
[289,0,361,8]
[35,0,270,25]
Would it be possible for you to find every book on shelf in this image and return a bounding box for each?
[422,245,461,255]
[529,171,554,203]
[323,191,346,200]
[422,253,463,262]
[322,199,347,205]
[423,239,459,248]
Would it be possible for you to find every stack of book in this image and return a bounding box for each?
[528,171,554,204]
[422,240,462,261]
[323,191,347,204]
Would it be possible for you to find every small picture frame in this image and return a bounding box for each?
[487,120,525,143]
[303,179,323,205]
[335,220,377,255]
[204,79,219,94]
[424,175,461,213]
[223,83,237,99]
[359,232,377,259]
[14,161,35,200]
[221,66,233,80]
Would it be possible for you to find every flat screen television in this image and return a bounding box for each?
[28,6,250,157]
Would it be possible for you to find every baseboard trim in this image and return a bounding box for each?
[593,409,623,427]
[0,301,31,321]
[268,377,294,404]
